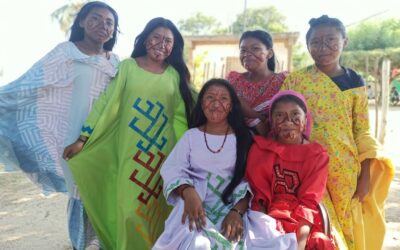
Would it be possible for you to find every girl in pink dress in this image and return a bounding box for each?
[227,30,287,136]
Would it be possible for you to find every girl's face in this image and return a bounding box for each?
[307,25,347,68]
[145,27,174,63]
[271,101,306,144]
[80,7,115,44]
[239,37,272,72]
[202,85,232,125]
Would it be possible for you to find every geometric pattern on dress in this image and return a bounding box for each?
[273,163,300,194]
[130,149,165,205]
[1,42,117,194]
[204,172,232,224]
[129,98,168,153]
[135,197,163,245]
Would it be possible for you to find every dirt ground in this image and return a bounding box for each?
[0,106,399,250]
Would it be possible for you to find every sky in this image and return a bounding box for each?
[0,0,398,85]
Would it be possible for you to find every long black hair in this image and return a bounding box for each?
[69,1,119,51]
[131,17,194,126]
[306,15,347,44]
[191,78,253,204]
[239,30,276,72]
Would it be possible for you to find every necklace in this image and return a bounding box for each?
[203,124,229,154]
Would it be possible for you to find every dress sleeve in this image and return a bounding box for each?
[245,144,270,211]
[293,149,329,224]
[80,62,126,137]
[351,86,381,161]
[0,43,71,93]
[160,131,194,205]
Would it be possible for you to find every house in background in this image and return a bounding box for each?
[184,32,299,87]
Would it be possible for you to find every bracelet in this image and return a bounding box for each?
[77,137,87,143]
[179,185,192,200]
[230,207,244,217]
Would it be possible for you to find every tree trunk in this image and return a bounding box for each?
[378,58,390,144]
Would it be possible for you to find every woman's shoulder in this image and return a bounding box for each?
[275,71,289,78]
[226,71,245,82]
[331,67,365,91]
[46,41,73,57]
[271,71,289,83]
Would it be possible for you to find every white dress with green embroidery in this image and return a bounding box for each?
[153,128,297,250]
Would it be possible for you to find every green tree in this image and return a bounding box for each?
[51,0,88,35]
[178,12,226,35]
[347,18,400,51]
[231,6,288,34]
[292,44,313,70]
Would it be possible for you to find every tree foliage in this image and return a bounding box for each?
[178,12,226,35]
[178,6,288,36]
[231,7,288,34]
[51,0,88,35]
[347,18,400,51]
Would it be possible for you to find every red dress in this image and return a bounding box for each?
[246,136,335,249]
[227,71,287,127]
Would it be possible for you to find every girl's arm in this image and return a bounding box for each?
[179,185,206,232]
[353,159,371,201]
[63,63,125,160]
[352,86,373,201]
[160,131,206,231]
[297,219,312,250]
[239,96,260,119]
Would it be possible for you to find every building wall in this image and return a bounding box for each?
[186,33,298,87]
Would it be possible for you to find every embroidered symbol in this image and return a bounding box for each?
[130,150,165,205]
[273,164,300,194]
[129,98,168,153]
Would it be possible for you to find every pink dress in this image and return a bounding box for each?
[227,71,287,127]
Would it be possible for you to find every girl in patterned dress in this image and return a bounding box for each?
[281,15,394,250]
[0,2,120,249]
[63,17,196,250]
[227,30,287,136]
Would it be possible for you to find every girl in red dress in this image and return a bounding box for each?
[245,90,335,250]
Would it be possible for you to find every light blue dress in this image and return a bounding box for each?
[0,41,119,249]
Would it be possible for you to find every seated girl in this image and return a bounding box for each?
[245,90,335,250]
[153,79,297,249]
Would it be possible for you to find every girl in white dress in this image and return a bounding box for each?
[153,78,297,249]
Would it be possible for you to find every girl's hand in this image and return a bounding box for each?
[181,187,206,231]
[353,159,371,202]
[63,140,85,160]
[221,209,244,242]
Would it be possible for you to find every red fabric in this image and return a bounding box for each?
[246,136,334,249]
[227,71,287,109]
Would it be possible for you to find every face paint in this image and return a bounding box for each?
[202,85,232,124]
[239,37,271,72]
[145,27,174,62]
[271,101,306,144]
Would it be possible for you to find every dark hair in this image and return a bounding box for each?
[191,78,253,204]
[131,17,194,125]
[270,95,307,115]
[69,1,119,51]
[306,15,346,44]
[239,30,276,72]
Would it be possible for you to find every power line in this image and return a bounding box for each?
[345,10,389,27]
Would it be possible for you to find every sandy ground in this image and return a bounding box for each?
[0,106,399,250]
